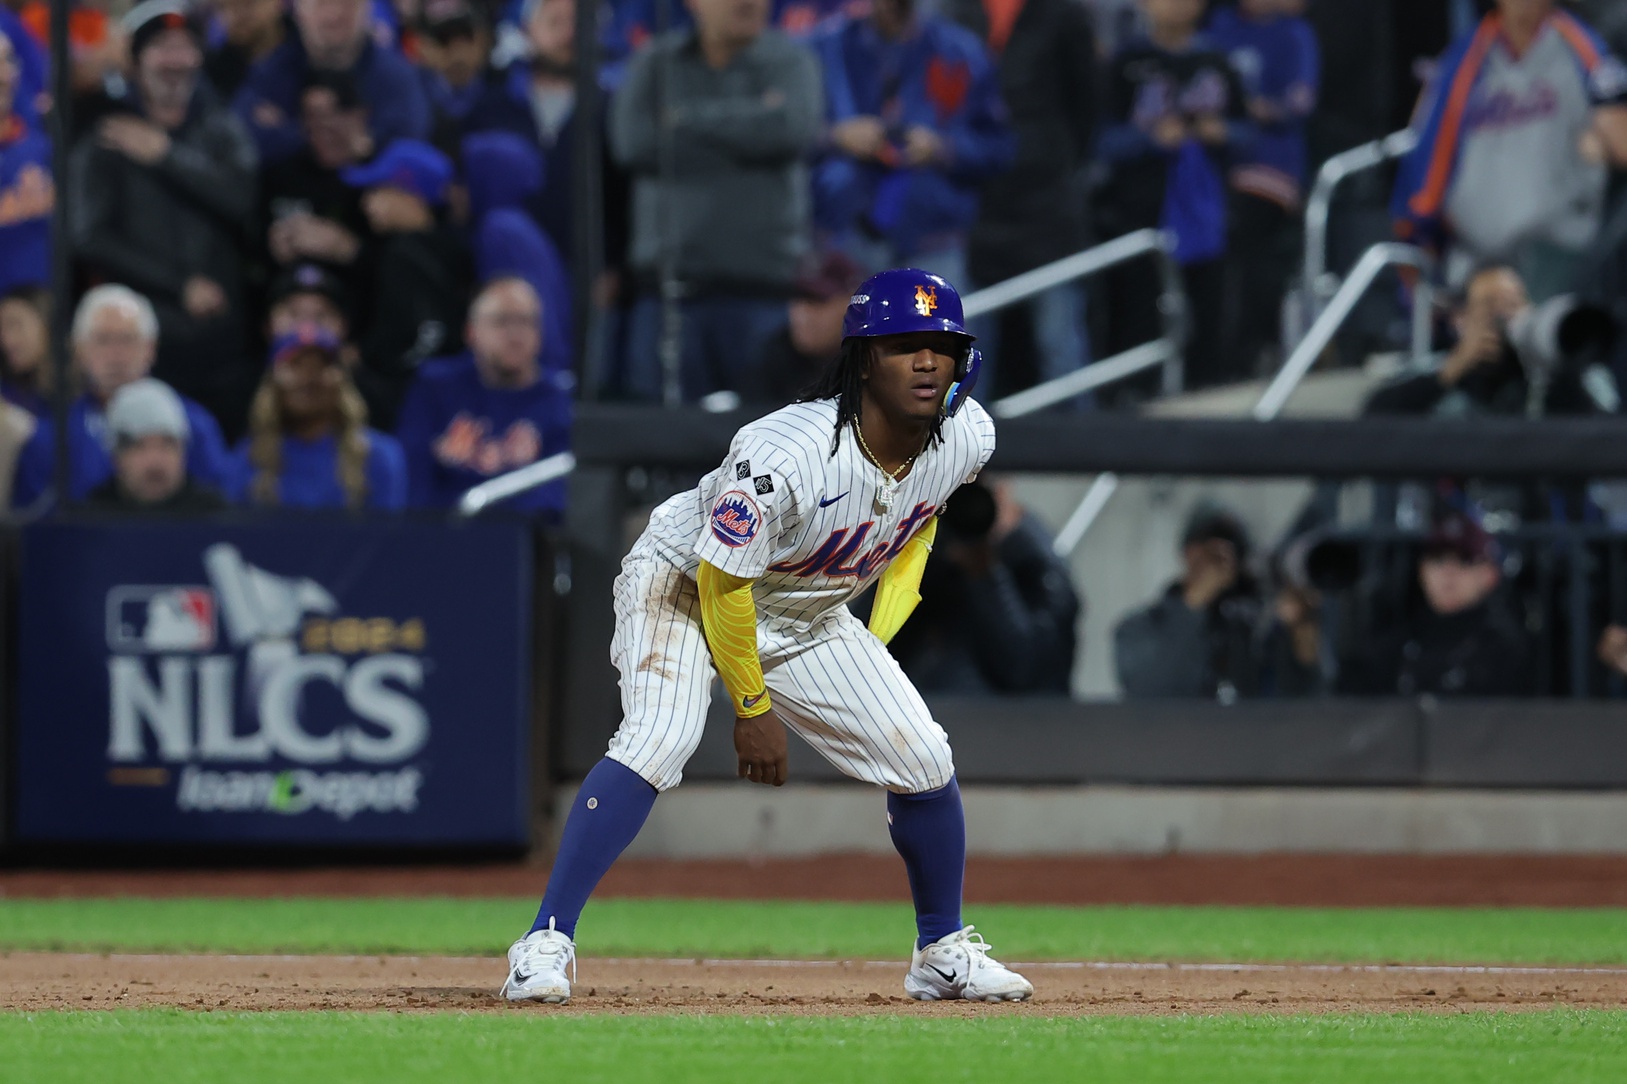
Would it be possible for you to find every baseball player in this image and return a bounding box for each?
[502,268,1033,1005]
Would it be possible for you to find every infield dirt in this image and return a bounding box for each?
[8,854,1627,906]
[4,953,1627,1016]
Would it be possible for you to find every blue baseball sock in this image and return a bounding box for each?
[530,757,658,939]
[887,776,966,950]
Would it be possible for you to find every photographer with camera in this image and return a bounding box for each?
[1364,264,1617,420]
[1113,504,1265,700]
[885,478,1081,695]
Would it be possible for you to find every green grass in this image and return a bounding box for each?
[4,1009,1627,1084]
[4,897,1627,963]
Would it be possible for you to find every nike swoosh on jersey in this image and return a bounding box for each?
[818,492,849,508]
[742,692,766,709]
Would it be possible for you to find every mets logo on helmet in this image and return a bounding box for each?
[913,285,938,316]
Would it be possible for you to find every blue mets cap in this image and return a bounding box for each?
[842,268,974,342]
[340,140,453,207]
[268,325,343,366]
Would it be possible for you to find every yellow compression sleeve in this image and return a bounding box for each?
[869,515,938,645]
[696,561,772,718]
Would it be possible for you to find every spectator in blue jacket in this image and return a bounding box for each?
[235,0,431,165]
[1207,0,1319,375]
[12,285,232,509]
[396,277,572,520]
[0,28,51,299]
[0,4,46,124]
[228,325,407,510]
[811,0,1013,281]
[1096,0,1252,393]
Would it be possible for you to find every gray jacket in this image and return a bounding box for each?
[1114,582,1264,699]
[610,29,822,295]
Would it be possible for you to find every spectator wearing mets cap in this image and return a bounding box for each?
[1335,509,1532,697]
[227,325,407,510]
[267,261,352,343]
[342,139,472,430]
[234,0,431,165]
[68,0,260,431]
[85,378,229,513]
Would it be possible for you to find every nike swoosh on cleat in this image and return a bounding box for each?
[818,492,849,508]
[926,964,957,984]
[512,969,534,984]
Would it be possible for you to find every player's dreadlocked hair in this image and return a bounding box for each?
[801,339,949,458]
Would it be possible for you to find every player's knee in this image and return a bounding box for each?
[606,725,705,793]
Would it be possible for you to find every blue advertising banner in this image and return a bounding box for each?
[15,518,532,845]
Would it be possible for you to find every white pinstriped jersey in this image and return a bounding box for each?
[638,397,997,630]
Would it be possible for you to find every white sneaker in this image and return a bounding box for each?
[904,926,1033,1003]
[500,919,576,1003]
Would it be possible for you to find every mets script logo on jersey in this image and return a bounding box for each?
[711,491,761,547]
[769,502,936,578]
[914,285,938,316]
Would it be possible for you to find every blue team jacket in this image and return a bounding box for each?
[11,394,232,509]
[0,114,50,295]
[1206,7,1319,207]
[811,15,1013,253]
[225,429,408,511]
[0,8,45,125]
[395,353,573,520]
[233,33,431,164]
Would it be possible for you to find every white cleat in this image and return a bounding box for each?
[904,926,1034,1003]
[500,919,576,1003]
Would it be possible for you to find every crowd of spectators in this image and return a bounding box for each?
[0,0,1337,518]
[7,0,1626,457]
[5,0,1627,697]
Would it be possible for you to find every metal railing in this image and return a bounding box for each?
[1050,241,1435,558]
[458,451,577,517]
[1256,242,1435,420]
[965,228,1187,417]
[458,233,1183,525]
[1299,128,1418,327]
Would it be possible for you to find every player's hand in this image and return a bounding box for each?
[735,710,789,787]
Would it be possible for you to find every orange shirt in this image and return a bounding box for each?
[981,0,1025,55]
[20,2,110,50]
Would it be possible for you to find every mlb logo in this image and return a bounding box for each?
[106,587,218,653]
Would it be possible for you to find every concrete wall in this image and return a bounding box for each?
[555,782,1627,857]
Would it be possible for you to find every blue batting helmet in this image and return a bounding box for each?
[843,268,981,417]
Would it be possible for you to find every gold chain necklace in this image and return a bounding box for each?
[852,421,917,514]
